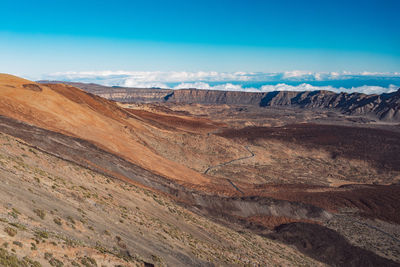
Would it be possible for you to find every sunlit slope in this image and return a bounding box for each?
[0,74,208,184]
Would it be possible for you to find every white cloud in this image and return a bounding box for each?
[39,70,400,94]
[172,82,398,95]
[173,82,248,91]
[43,70,400,83]
[259,83,399,94]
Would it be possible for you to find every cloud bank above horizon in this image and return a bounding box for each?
[38,71,400,95]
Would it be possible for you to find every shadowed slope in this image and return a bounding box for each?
[217,123,400,171]
[268,222,399,267]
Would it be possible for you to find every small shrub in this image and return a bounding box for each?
[34,230,49,239]
[49,257,64,267]
[66,216,76,225]
[30,242,37,250]
[0,248,29,266]
[151,254,163,263]
[11,208,21,215]
[12,241,23,248]
[80,256,97,267]
[33,209,46,220]
[4,226,17,237]
[8,222,26,230]
[22,256,42,267]
[8,211,18,219]
[53,217,62,226]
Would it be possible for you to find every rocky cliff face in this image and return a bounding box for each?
[39,81,400,122]
[259,89,400,121]
[166,89,400,121]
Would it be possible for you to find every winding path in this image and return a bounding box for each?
[226,178,245,194]
[204,145,255,194]
[204,145,255,175]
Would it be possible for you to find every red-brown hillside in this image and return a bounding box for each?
[0,74,209,185]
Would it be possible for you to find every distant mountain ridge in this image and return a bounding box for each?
[39,81,400,122]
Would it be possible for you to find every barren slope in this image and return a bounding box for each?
[0,132,325,266]
[0,74,208,185]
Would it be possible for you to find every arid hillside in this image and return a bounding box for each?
[0,74,210,185]
[1,131,322,266]
[2,74,400,266]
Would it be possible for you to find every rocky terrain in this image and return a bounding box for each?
[1,131,320,266]
[0,74,399,266]
[40,81,400,122]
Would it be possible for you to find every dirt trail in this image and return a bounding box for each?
[203,145,254,194]
[204,145,255,175]
[227,179,245,194]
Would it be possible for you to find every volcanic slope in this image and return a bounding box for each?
[3,74,400,266]
[0,74,210,185]
[0,131,324,266]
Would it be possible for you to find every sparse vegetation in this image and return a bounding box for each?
[33,209,46,220]
[0,248,36,267]
[34,230,49,240]
[29,148,37,155]
[4,226,17,237]
[11,208,21,216]
[30,242,37,250]
[53,217,62,226]
[12,241,23,248]
[8,222,26,231]
[8,210,19,219]
[49,257,64,267]
[80,256,97,267]
[66,216,75,224]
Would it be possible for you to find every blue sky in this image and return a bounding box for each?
[0,0,399,79]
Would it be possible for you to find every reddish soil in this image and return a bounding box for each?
[0,76,211,185]
[125,108,225,132]
[46,83,135,124]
